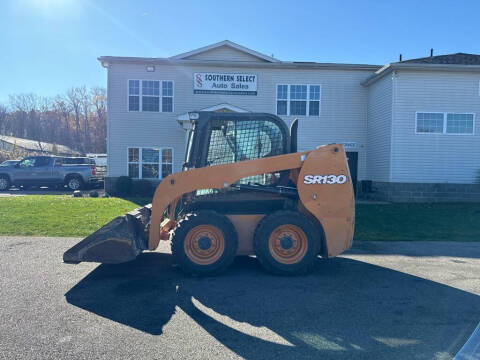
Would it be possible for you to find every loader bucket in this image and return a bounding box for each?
[63,205,151,264]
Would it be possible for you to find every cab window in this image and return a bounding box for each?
[18,158,35,168]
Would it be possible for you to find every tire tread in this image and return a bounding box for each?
[171,210,238,276]
[253,210,321,275]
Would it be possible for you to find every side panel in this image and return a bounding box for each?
[366,74,393,181]
[297,146,355,257]
[226,214,265,255]
[392,70,480,183]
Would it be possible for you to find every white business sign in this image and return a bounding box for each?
[194,73,257,95]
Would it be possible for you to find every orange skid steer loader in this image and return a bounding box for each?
[64,112,355,275]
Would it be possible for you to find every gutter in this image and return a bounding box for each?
[97,56,381,71]
[362,63,480,86]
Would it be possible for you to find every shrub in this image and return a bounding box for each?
[115,176,133,196]
[132,179,154,196]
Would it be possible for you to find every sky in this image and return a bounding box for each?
[1,0,480,104]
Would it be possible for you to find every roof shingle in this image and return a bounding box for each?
[399,53,480,65]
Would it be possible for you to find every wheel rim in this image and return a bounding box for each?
[69,178,80,190]
[184,225,225,265]
[268,224,309,264]
[0,178,8,190]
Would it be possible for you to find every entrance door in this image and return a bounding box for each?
[346,152,358,194]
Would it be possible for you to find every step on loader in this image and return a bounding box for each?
[64,112,355,275]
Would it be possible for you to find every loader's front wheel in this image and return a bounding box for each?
[254,211,321,275]
[171,211,238,276]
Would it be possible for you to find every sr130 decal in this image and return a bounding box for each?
[304,174,347,185]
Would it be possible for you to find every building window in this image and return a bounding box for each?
[142,148,160,178]
[127,147,173,179]
[446,113,474,134]
[128,148,139,178]
[416,112,475,134]
[276,85,288,115]
[309,85,321,116]
[276,84,321,116]
[129,80,174,112]
[162,81,173,112]
[128,80,140,111]
[142,80,160,112]
[416,112,444,133]
[161,148,173,178]
[290,85,307,115]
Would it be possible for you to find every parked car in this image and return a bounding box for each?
[0,160,20,167]
[0,156,102,191]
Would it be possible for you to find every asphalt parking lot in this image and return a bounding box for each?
[1,237,479,360]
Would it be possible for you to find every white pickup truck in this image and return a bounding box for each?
[0,156,103,191]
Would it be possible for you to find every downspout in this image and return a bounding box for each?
[389,70,397,182]
[104,62,111,178]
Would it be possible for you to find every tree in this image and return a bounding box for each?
[0,86,107,155]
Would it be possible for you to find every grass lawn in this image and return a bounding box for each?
[0,196,148,237]
[0,196,478,241]
[355,203,480,242]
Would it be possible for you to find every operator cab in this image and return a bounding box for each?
[182,112,299,214]
[184,112,293,168]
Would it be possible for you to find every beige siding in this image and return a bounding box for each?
[392,70,480,183]
[107,63,373,180]
[366,74,392,181]
[183,46,268,62]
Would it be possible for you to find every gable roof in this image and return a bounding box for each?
[400,53,480,65]
[169,40,280,63]
[0,135,80,155]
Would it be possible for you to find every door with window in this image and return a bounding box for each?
[12,157,52,185]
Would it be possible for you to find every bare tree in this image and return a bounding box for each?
[91,87,107,153]
[67,87,82,146]
[0,105,7,134]
[1,86,107,154]
[78,86,91,153]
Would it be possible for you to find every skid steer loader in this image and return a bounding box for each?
[64,112,355,275]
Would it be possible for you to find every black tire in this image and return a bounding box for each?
[0,175,10,191]
[254,211,321,275]
[66,175,84,191]
[171,211,238,276]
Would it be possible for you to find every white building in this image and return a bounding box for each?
[99,41,480,201]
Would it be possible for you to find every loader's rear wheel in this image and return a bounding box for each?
[171,211,238,276]
[254,211,321,275]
